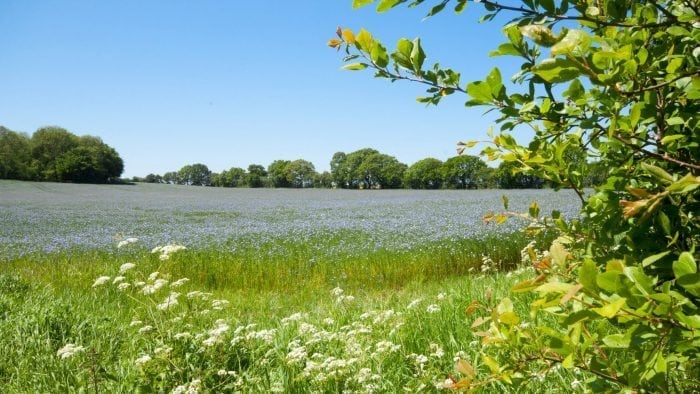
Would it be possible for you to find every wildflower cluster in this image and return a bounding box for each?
[151,244,187,260]
[60,242,488,392]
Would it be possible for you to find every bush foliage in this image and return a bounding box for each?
[334,0,699,391]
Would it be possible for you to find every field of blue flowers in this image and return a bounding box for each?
[0,180,583,392]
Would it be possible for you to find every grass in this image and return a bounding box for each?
[0,231,583,393]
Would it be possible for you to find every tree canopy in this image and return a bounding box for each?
[0,125,123,183]
[334,0,699,391]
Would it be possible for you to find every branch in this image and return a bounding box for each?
[619,71,700,96]
[479,0,683,28]
[613,135,700,171]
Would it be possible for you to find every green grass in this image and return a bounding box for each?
[0,231,585,393]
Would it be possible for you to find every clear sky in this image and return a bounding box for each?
[1,1,527,178]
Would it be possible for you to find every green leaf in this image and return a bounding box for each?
[371,42,389,68]
[563,79,584,100]
[579,259,598,291]
[666,174,700,194]
[352,0,375,8]
[502,194,509,210]
[597,271,622,293]
[377,0,403,12]
[592,298,626,318]
[355,29,374,52]
[467,81,494,104]
[673,252,697,279]
[642,250,671,267]
[562,353,574,368]
[550,29,591,56]
[342,63,369,71]
[529,201,540,218]
[393,38,414,70]
[410,38,426,72]
[677,274,700,297]
[629,102,643,129]
[535,282,574,294]
[533,58,582,83]
[486,67,503,98]
[641,163,674,183]
[489,43,520,57]
[603,333,630,348]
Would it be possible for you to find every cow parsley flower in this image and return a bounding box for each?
[117,237,138,248]
[134,354,152,366]
[157,292,180,311]
[57,343,85,359]
[119,262,136,273]
[426,304,441,313]
[92,276,110,287]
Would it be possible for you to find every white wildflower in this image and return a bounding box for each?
[174,332,192,340]
[217,369,228,376]
[429,343,445,358]
[171,278,190,288]
[436,292,447,301]
[211,299,230,310]
[157,292,180,311]
[281,312,307,326]
[407,298,422,310]
[129,320,143,327]
[112,276,126,284]
[117,237,138,248]
[134,354,152,366]
[117,282,131,291]
[152,244,187,260]
[138,325,154,334]
[148,271,160,281]
[330,287,344,297]
[154,346,172,356]
[92,276,110,287]
[142,278,168,295]
[322,317,335,326]
[426,304,441,313]
[119,262,136,273]
[56,343,85,359]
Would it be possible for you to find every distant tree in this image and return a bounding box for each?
[314,171,333,188]
[267,160,292,188]
[494,161,543,189]
[442,155,489,189]
[330,151,349,187]
[162,171,178,184]
[178,163,211,186]
[356,152,406,189]
[286,159,316,188]
[214,167,246,187]
[144,173,163,183]
[246,164,267,188]
[404,158,443,189]
[30,126,80,181]
[0,126,32,180]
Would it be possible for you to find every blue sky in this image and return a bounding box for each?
[1,1,526,177]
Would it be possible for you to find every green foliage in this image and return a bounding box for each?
[330,148,407,189]
[177,163,211,186]
[0,126,32,180]
[442,155,490,189]
[335,0,700,391]
[246,164,267,188]
[404,157,444,189]
[0,126,124,183]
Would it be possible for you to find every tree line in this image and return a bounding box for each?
[135,147,606,189]
[0,125,124,183]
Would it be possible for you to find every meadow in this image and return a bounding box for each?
[0,180,583,392]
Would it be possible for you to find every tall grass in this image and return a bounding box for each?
[0,231,583,392]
